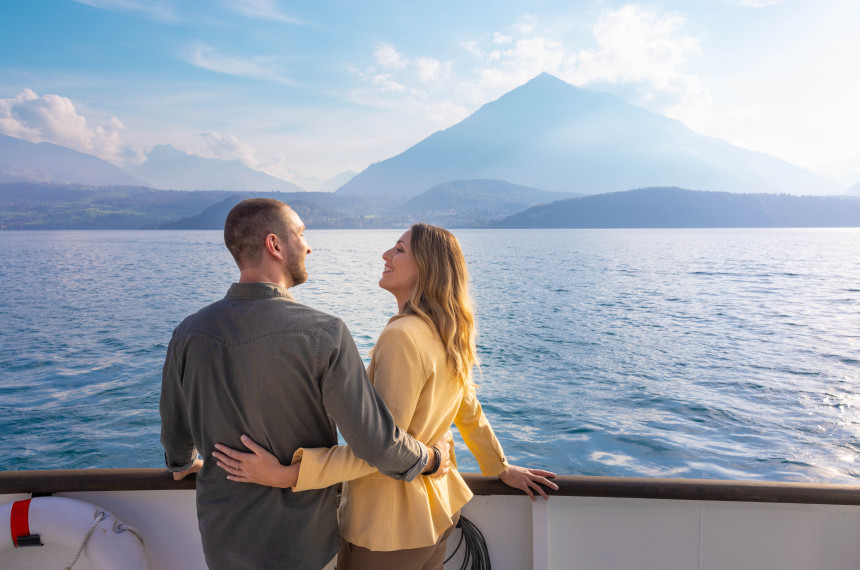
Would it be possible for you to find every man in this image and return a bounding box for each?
[160,198,446,570]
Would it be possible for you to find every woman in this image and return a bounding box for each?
[213,223,557,570]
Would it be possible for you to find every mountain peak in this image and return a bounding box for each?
[496,72,610,106]
[149,144,183,156]
[337,76,843,197]
[527,71,571,86]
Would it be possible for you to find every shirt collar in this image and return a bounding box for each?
[226,282,295,301]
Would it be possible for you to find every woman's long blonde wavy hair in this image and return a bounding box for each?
[391,223,478,388]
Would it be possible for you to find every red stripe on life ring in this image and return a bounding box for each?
[10,499,31,548]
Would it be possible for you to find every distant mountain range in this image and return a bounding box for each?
[391,179,578,227]
[124,145,305,192]
[1,74,850,200]
[1,72,856,231]
[0,134,140,186]
[0,135,351,193]
[290,170,358,192]
[0,183,233,229]
[0,183,407,230]
[155,195,350,230]
[493,187,860,228]
[338,73,844,197]
[3,182,859,230]
[153,192,402,230]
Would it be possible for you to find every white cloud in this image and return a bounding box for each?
[0,89,127,163]
[183,44,294,85]
[571,6,701,92]
[416,57,448,83]
[350,44,466,127]
[457,7,704,105]
[72,0,178,22]
[361,6,707,120]
[374,43,408,70]
[461,40,483,58]
[513,14,537,35]
[370,73,407,93]
[223,0,305,24]
[185,131,305,182]
[192,131,259,168]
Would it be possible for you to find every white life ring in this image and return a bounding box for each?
[0,496,152,569]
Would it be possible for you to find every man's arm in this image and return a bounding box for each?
[159,331,198,473]
[318,317,430,481]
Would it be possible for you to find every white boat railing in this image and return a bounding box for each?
[3,470,860,570]
[3,468,860,505]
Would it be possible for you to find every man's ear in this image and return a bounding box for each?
[265,233,283,259]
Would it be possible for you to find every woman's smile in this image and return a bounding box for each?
[379,229,418,309]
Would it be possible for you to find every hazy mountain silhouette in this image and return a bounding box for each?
[393,179,578,225]
[0,134,140,186]
[156,195,331,229]
[124,145,306,192]
[5,182,860,230]
[493,187,860,228]
[0,182,233,229]
[289,170,357,192]
[0,183,396,230]
[337,73,843,198]
[154,193,381,230]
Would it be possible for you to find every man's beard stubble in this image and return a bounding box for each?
[288,256,308,286]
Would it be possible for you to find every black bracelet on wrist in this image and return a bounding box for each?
[425,446,442,476]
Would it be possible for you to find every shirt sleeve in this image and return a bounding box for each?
[454,387,509,476]
[159,330,198,471]
[318,318,427,482]
[294,322,431,491]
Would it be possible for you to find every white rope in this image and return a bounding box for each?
[117,522,146,546]
[65,510,106,570]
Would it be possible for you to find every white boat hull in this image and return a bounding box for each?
[3,471,860,569]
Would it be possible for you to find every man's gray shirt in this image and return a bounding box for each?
[160,282,426,570]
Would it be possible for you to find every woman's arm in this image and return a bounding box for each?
[453,388,509,475]
[212,436,376,490]
[455,389,558,500]
[213,434,448,490]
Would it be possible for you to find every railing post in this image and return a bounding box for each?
[532,498,551,570]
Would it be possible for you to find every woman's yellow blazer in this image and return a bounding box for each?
[291,314,509,551]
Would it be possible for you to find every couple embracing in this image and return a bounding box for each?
[160,198,556,570]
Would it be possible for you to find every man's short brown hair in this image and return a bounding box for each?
[224,198,292,268]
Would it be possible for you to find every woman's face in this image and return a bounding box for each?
[380,229,419,307]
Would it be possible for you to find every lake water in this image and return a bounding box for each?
[1,228,859,483]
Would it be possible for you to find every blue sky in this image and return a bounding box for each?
[1,0,858,188]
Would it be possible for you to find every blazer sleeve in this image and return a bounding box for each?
[294,323,430,491]
[291,445,376,491]
[454,387,509,476]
